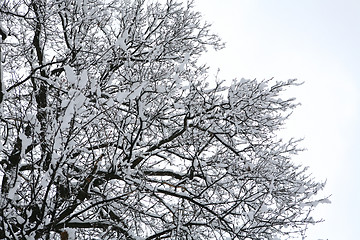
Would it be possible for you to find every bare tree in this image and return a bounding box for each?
[0,0,329,239]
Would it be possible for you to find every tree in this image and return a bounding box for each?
[0,0,329,239]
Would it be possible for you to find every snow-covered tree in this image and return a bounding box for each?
[0,0,328,239]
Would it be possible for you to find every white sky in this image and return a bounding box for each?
[194,0,360,239]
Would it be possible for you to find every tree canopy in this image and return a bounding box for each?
[0,0,328,239]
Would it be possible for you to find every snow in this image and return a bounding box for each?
[184,52,190,62]
[53,132,62,150]
[79,70,88,89]
[64,65,77,85]
[259,205,268,212]
[90,76,97,93]
[7,181,20,200]
[74,91,86,109]
[178,62,185,72]
[61,99,70,108]
[247,210,255,221]
[106,98,115,107]
[19,132,32,156]
[128,82,147,99]
[320,198,332,204]
[25,233,36,240]
[116,91,128,103]
[298,186,306,193]
[41,171,51,188]
[66,228,76,240]
[16,216,25,224]
[115,37,127,51]
[61,101,75,130]
[1,1,330,239]
[51,152,61,167]
[138,101,145,119]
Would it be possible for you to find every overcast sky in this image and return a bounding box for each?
[194,0,360,239]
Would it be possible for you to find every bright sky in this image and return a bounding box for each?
[194,0,360,239]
